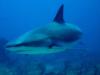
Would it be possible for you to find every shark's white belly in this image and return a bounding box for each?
[7,46,67,54]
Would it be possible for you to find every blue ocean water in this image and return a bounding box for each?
[0,0,100,75]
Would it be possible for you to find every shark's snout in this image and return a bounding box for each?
[64,28,82,42]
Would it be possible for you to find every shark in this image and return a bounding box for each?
[6,4,82,54]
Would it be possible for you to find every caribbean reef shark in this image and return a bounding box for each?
[6,4,82,54]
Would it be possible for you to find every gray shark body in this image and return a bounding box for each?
[6,5,82,54]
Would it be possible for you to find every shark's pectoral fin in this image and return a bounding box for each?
[48,43,58,49]
[48,40,63,49]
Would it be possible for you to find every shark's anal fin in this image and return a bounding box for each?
[53,4,65,24]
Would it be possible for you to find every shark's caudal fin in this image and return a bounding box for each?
[53,4,65,24]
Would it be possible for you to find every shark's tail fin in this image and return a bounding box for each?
[53,4,65,24]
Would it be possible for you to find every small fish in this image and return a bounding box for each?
[6,4,82,54]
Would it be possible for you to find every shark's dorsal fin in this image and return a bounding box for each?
[53,4,65,24]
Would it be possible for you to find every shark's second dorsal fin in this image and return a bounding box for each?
[53,4,65,24]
